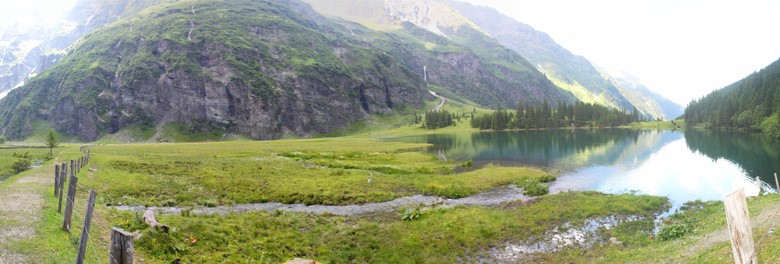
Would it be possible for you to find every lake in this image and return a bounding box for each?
[389,129,780,211]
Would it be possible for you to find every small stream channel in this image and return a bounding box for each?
[112,185,533,216]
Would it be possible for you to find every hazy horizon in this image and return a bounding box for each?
[461,0,780,106]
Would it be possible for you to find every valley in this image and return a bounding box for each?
[0,0,779,263]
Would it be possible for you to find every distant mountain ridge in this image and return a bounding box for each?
[306,0,683,119]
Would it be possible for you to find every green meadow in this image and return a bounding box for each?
[3,114,778,263]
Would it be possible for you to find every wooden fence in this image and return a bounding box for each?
[51,146,133,263]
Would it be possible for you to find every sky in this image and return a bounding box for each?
[0,0,76,28]
[461,0,780,105]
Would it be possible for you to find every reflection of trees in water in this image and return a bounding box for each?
[391,129,683,171]
[407,130,677,168]
[466,130,642,165]
[684,130,780,182]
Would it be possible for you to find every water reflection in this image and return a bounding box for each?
[684,130,780,183]
[388,129,779,209]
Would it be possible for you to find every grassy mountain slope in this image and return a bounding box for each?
[446,0,682,119]
[305,0,576,108]
[305,0,682,119]
[685,57,780,137]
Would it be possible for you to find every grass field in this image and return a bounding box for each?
[82,138,553,207]
[4,135,779,262]
[108,191,668,263]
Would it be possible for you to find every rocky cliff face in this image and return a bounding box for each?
[0,0,430,141]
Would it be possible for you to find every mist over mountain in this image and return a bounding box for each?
[0,0,176,98]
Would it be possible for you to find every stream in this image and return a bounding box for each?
[112,185,533,216]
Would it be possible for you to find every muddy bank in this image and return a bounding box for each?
[112,185,533,216]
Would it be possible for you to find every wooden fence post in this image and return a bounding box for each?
[62,175,79,232]
[60,163,67,191]
[76,190,97,264]
[70,160,74,177]
[724,188,757,264]
[54,164,60,196]
[58,163,67,213]
[110,227,134,264]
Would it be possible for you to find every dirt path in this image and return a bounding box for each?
[429,90,446,111]
[0,162,52,263]
[113,185,533,216]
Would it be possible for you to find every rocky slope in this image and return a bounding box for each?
[1,0,578,141]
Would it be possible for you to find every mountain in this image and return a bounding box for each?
[0,0,573,141]
[605,70,684,120]
[0,0,173,99]
[445,1,683,120]
[307,0,683,120]
[685,57,780,138]
[306,0,574,108]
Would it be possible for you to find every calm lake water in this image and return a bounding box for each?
[389,129,780,210]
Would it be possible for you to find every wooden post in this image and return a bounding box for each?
[54,164,60,196]
[58,164,67,213]
[76,190,97,264]
[70,160,74,177]
[724,188,757,264]
[60,163,67,192]
[110,227,134,264]
[774,173,779,192]
[62,175,79,232]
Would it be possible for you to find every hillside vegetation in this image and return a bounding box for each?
[0,0,576,142]
[685,57,780,138]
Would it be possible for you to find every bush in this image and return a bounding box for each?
[11,152,32,173]
[517,179,549,196]
[658,223,691,241]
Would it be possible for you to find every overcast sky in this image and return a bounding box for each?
[0,0,76,28]
[461,0,780,105]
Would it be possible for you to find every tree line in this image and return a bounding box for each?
[470,100,643,130]
[685,58,780,138]
[421,110,458,129]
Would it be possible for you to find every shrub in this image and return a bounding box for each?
[517,179,549,196]
[11,152,32,173]
[401,207,423,221]
[658,223,691,241]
